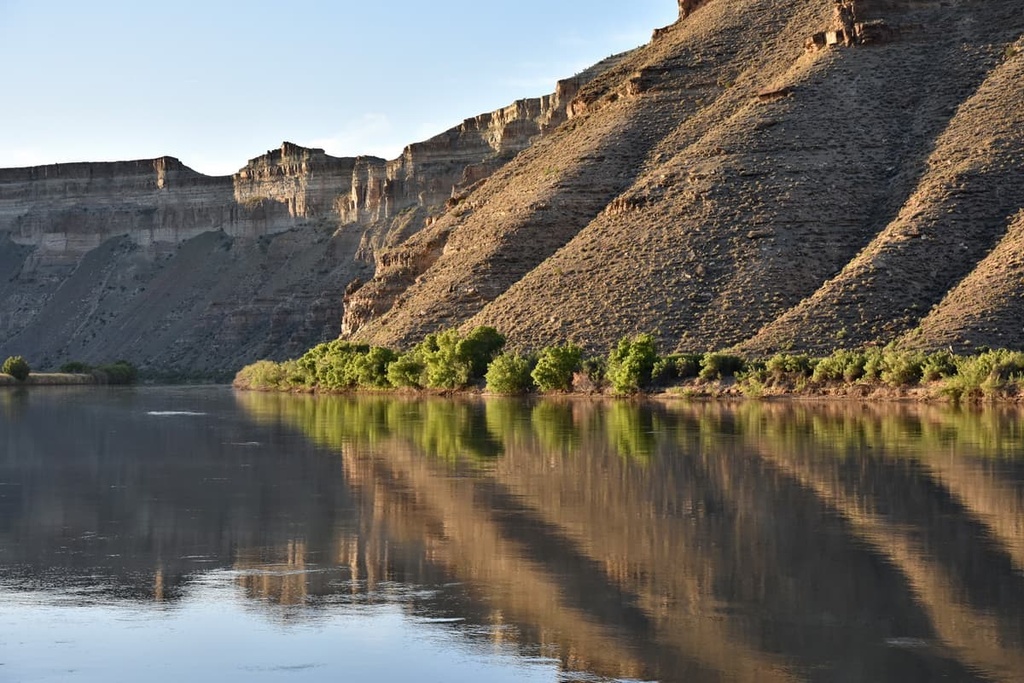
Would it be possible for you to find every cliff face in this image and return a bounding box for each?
[0,58,615,374]
[346,0,1024,356]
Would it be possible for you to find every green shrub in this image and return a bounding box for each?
[532,343,582,392]
[296,340,371,390]
[944,349,1024,400]
[234,360,298,390]
[387,351,427,388]
[485,353,535,395]
[921,351,957,382]
[59,361,92,374]
[813,349,868,383]
[2,356,30,382]
[879,349,926,387]
[93,360,139,385]
[698,352,745,381]
[606,334,659,394]
[423,329,471,389]
[765,353,813,379]
[351,347,397,389]
[651,353,702,385]
[456,326,506,380]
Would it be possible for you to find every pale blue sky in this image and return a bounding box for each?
[0,1,677,175]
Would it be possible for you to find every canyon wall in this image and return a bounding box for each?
[0,57,614,375]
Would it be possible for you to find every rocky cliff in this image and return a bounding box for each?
[0,54,619,374]
[346,0,1024,356]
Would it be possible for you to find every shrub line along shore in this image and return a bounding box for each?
[233,327,1024,404]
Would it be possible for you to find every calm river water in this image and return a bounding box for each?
[1,386,1023,682]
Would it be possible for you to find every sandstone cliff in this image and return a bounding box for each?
[346,0,1024,356]
[0,55,618,374]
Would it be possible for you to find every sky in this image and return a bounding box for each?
[0,1,677,176]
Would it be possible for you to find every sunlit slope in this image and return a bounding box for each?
[350,0,1024,354]
[903,210,1024,352]
[745,35,1024,353]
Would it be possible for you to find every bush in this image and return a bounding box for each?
[351,347,397,389]
[2,356,30,382]
[651,353,702,385]
[532,343,582,393]
[93,360,139,385]
[812,349,867,383]
[234,360,301,390]
[59,361,92,374]
[387,351,428,388]
[485,353,535,395]
[879,349,926,387]
[698,352,745,381]
[606,334,659,394]
[921,351,957,382]
[944,349,1024,400]
[765,353,813,379]
[456,326,506,380]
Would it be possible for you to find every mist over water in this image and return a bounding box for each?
[1,387,1023,682]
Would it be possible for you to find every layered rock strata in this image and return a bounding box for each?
[0,57,618,374]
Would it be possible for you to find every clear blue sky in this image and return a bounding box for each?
[0,1,677,175]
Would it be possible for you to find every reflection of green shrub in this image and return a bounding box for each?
[607,334,658,394]
[698,352,745,381]
[532,344,582,393]
[486,353,535,394]
[606,402,656,462]
[2,356,29,382]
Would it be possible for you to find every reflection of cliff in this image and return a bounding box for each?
[240,393,1024,683]
[0,388,357,600]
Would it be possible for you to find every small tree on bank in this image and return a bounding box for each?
[2,356,30,382]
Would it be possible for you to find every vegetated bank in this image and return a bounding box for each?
[233,327,1024,403]
[0,359,140,387]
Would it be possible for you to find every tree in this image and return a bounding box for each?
[2,356,30,382]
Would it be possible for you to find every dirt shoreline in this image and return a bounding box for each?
[0,373,97,387]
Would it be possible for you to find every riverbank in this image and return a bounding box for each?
[0,373,96,386]
[234,328,1024,404]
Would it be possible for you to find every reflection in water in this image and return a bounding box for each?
[1,388,1023,682]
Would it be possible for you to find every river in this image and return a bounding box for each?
[1,386,1022,682]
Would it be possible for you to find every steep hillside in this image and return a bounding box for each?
[348,0,1024,355]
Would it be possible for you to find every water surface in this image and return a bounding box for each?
[1,387,1023,682]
